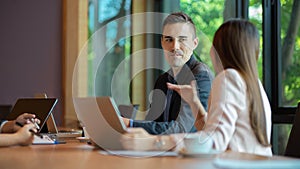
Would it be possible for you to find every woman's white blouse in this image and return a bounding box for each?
[203,69,272,156]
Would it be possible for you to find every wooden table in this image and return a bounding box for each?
[0,140,298,169]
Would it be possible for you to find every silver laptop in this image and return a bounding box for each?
[74,97,127,150]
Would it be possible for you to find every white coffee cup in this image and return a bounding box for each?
[82,127,90,139]
[183,133,213,153]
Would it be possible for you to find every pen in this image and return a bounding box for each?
[15,121,43,139]
[30,118,40,130]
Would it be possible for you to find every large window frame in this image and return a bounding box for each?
[263,0,298,154]
[264,0,297,123]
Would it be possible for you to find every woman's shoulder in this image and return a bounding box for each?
[222,68,240,76]
[215,69,245,88]
[217,69,243,80]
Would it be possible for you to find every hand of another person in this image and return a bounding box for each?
[122,117,130,127]
[121,128,157,151]
[14,113,40,132]
[15,113,40,126]
[14,123,36,146]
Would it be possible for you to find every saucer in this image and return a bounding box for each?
[179,148,221,158]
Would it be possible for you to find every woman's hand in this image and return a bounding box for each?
[121,128,176,151]
[121,128,157,151]
[122,117,130,127]
[167,81,206,118]
[14,123,36,146]
[167,80,199,106]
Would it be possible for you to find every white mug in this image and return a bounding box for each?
[82,127,90,139]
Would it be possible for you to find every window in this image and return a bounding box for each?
[268,0,300,155]
[249,0,263,80]
[87,0,132,105]
[180,0,226,72]
[279,0,300,107]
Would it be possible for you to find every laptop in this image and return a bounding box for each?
[33,93,82,138]
[6,98,58,133]
[45,115,82,138]
[74,97,127,150]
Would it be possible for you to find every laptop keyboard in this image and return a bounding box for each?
[41,130,82,140]
[57,130,82,138]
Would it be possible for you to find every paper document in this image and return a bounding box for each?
[213,158,300,169]
[99,150,178,157]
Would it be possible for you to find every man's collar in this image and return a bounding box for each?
[167,55,196,82]
[186,55,196,67]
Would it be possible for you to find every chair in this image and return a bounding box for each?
[285,102,300,158]
[0,105,12,120]
[118,104,139,119]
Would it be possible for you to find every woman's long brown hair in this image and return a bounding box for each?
[212,19,270,146]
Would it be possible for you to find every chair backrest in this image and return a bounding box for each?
[285,102,300,158]
[0,105,12,120]
[118,104,139,119]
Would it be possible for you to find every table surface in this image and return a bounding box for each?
[0,140,298,169]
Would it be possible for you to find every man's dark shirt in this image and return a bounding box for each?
[132,56,213,135]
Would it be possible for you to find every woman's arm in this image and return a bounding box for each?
[121,128,178,151]
[1,113,39,133]
[0,123,36,147]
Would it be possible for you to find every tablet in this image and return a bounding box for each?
[6,98,58,133]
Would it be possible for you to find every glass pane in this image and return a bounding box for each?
[180,0,226,73]
[272,123,292,155]
[280,0,300,107]
[249,0,263,80]
[88,0,132,105]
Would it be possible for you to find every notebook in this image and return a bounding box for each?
[74,97,127,150]
[6,98,58,133]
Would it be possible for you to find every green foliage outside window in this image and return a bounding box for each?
[181,0,300,107]
[180,0,224,72]
[281,0,300,106]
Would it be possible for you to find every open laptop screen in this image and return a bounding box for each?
[6,98,58,133]
[74,97,127,150]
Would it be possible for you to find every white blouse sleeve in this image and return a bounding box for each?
[202,69,247,151]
